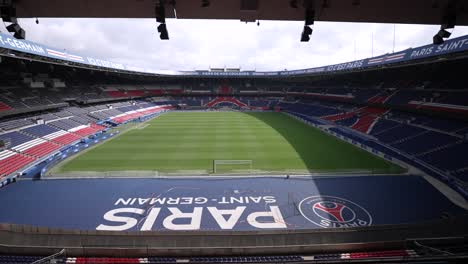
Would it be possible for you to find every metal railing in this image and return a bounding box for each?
[31,249,65,264]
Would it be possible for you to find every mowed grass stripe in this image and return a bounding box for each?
[58,112,404,174]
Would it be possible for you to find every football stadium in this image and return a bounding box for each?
[0,0,468,263]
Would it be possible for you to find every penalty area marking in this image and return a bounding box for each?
[46,116,160,177]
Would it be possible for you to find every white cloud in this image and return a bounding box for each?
[5,18,468,71]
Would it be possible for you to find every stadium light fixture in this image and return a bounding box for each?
[6,22,20,32]
[158,23,169,40]
[6,23,25,39]
[300,5,315,42]
[433,34,444,45]
[438,29,451,39]
[13,27,25,39]
[432,28,451,45]
[433,13,456,45]
[301,26,312,42]
[155,1,169,40]
[1,2,25,39]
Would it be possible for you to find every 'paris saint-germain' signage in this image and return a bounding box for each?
[96,194,373,231]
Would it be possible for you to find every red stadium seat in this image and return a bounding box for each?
[22,142,61,158]
[51,133,81,145]
[0,151,36,178]
[0,101,12,112]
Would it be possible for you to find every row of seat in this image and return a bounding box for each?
[281,100,468,183]
[0,101,167,179]
[107,90,146,98]
[0,254,42,263]
[0,131,34,148]
[22,141,61,158]
[61,257,176,263]
[190,255,302,263]
[0,249,419,264]
[50,132,82,145]
[0,124,104,179]
[279,101,343,117]
[313,249,415,260]
[0,150,36,177]
[22,124,60,137]
[73,124,106,137]
[4,135,61,158]
[112,106,173,124]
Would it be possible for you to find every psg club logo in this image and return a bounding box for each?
[299,196,372,228]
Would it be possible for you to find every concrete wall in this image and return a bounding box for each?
[0,215,466,257]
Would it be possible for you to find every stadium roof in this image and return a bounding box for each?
[1,31,468,78]
[14,0,468,25]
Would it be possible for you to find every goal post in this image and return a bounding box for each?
[213,160,253,174]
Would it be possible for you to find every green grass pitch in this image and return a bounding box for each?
[57,112,404,175]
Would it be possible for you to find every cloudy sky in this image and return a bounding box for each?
[5,18,468,71]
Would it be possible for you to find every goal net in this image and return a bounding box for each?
[213,160,253,174]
